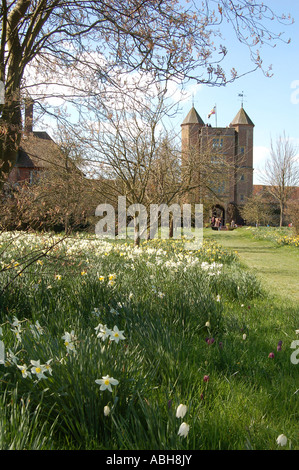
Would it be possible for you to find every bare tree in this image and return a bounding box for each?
[261,133,299,226]
[76,83,187,245]
[0,130,95,232]
[0,0,293,189]
[239,193,274,226]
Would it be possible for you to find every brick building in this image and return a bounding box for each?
[181,104,254,225]
[7,100,57,185]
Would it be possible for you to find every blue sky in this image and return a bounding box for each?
[168,0,299,184]
[35,1,299,186]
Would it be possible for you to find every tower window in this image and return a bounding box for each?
[213,138,223,149]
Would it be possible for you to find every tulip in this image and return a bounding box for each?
[268,352,275,358]
[203,375,210,382]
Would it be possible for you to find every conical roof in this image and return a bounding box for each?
[230,107,254,126]
[182,106,205,126]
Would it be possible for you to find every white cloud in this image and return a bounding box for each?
[253,146,270,184]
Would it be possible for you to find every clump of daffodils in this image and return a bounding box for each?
[62,330,77,353]
[95,323,125,344]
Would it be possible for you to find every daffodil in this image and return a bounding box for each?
[95,323,111,341]
[44,359,53,375]
[62,331,77,352]
[17,364,32,379]
[95,375,119,392]
[30,360,47,380]
[30,321,44,338]
[104,405,111,416]
[109,326,125,343]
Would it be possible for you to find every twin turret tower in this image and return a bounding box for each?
[181,103,254,224]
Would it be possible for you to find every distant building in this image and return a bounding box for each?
[7,99,58,185]
[181,104,254,225]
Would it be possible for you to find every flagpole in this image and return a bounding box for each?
[215,104,217,128]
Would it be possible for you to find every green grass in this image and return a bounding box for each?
[0,230,298,450]
[203,227,299,303]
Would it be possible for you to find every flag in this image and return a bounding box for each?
[208,106,216,119]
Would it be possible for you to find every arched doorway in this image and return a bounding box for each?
[211,204,225,229]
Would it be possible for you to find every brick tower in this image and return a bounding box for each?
[181,103,254,224]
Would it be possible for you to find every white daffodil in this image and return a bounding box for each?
[12,316,21,328]
[104,405,111,416]
[95,324,111,341]
[30,360,47,380]
[44,359,53,376]
[178,422,190,438]
[95,375,119,392]
[17,364,32,379]
[30,321,44,338]
[11,317,23,342]
[6,349,18,366]
[62,331,77,352]
[109,326,125,343]
[276,434,287,446]
[176,404,187,419]
[110,307,119,316]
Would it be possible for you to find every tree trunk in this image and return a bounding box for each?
[0,99,22,190]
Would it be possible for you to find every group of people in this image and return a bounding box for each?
[211,216,222,230]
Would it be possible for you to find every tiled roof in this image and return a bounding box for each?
[15,131,58,169]
[182,106,205,125]
[230,107,254,126]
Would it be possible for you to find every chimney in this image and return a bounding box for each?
[24,98,34,134]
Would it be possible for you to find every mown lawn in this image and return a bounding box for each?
[203,227,299,303]
[0,230,298,450]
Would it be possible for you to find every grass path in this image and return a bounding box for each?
[203,228,299,303]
